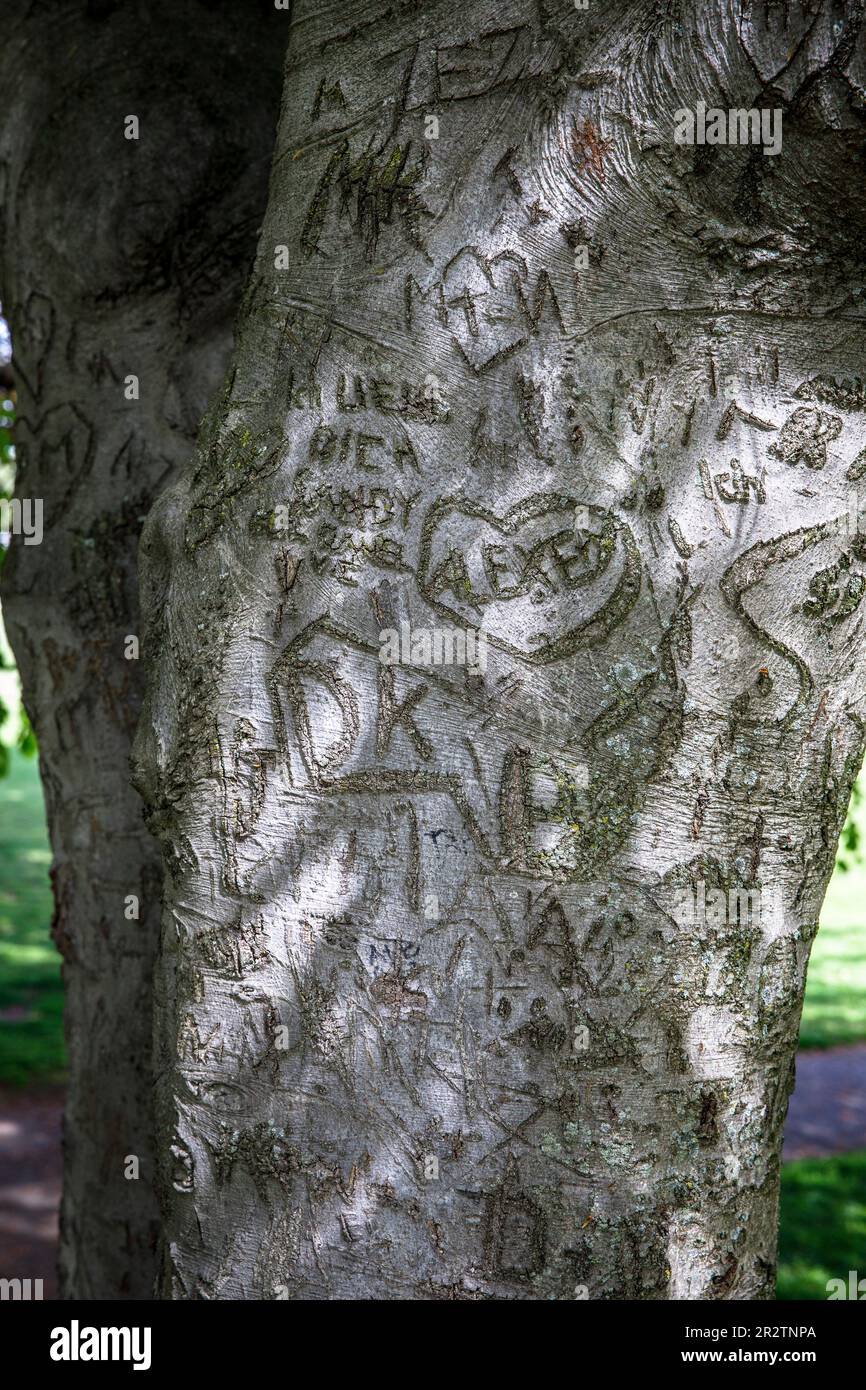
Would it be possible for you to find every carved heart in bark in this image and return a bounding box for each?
[417,492,641,664]
[441,247,532,374]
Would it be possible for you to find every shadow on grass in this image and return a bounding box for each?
[778,1150,866,1300]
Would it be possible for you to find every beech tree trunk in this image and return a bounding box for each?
[133,0,866,1299]
[0,0,285,1297]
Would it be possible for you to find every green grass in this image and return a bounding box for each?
[778,1150,866,1300]
[0,749,64,1084]
[799,848,866,1049]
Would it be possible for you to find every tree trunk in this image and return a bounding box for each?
[0,0,285,1297]
[134,0,866,1298]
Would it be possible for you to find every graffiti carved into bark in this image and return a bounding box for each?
[123,0,866,1298]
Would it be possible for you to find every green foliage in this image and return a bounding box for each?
[0,695,8,778]
[0,383,14,522]
[836,779,862,872]
[0,387,14,587]
[0,630,36,775]
[17,705,37,758]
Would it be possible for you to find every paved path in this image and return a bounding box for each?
[782,1043,866,1161]
[0,1086,61,1298]
[1,1047,864,1296]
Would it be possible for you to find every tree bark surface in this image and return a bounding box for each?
[0,0,285,1297]
[134,0,866,1298]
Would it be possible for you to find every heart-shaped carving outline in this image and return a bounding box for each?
[417,492,642,665]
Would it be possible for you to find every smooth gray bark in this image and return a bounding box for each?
[0,0,285,1297]
[135,0,866,1298]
